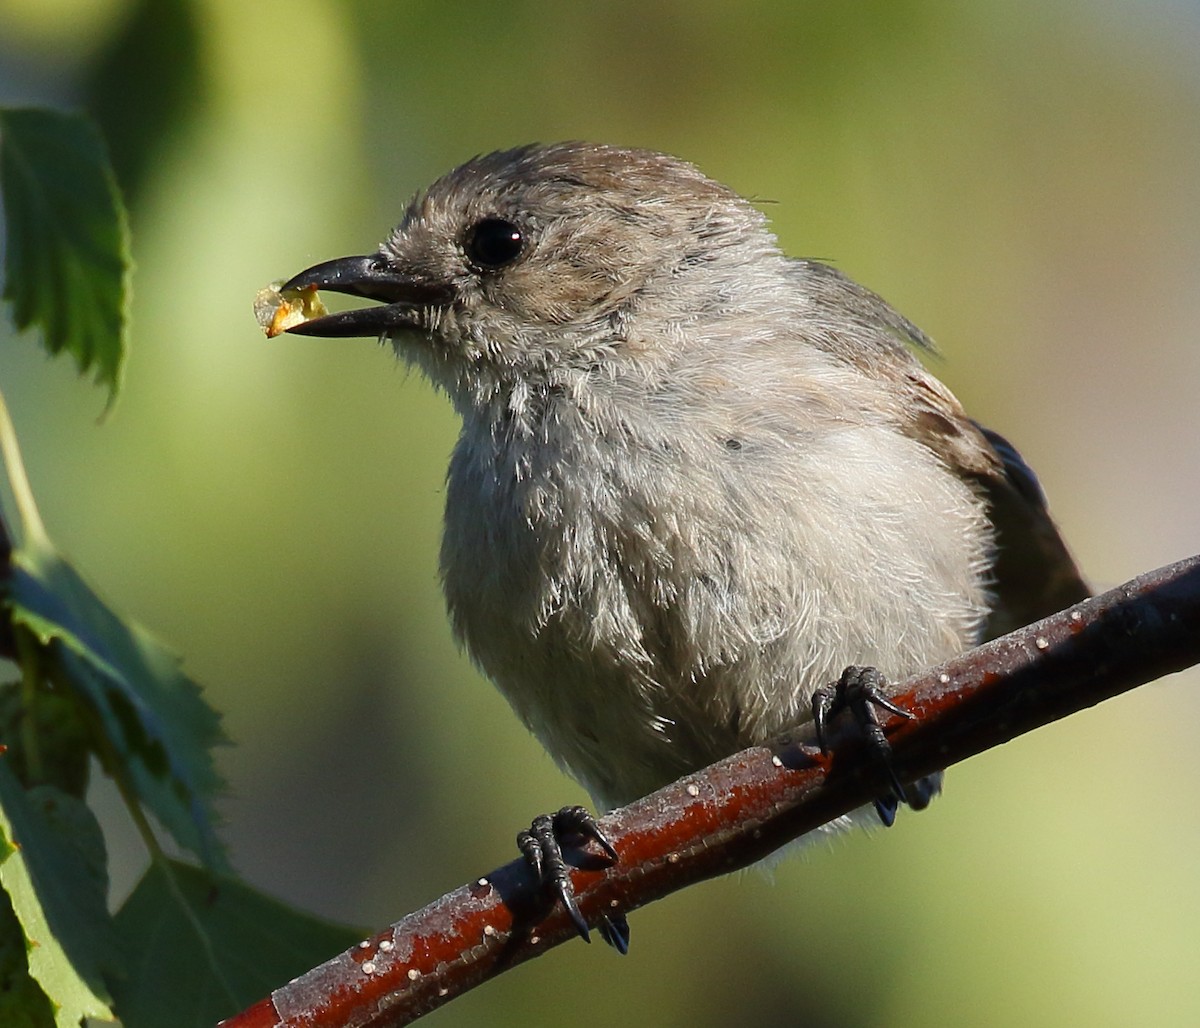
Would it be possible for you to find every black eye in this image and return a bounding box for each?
[465,218,525,270]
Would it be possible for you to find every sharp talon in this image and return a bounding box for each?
[874,793,899,827]
[869,693,914,721]
[557,881,591,943]
[598,913,630,954]
[592,826,619,863]
[584,822,618,863]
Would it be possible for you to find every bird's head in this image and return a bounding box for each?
[281,142,780,408]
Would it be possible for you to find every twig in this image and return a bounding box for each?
[219,554,1200,1028]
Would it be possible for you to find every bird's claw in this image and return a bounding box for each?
[516,805,621,948]
[812,665,922,826]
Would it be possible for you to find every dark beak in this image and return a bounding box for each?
[280,254,452,337]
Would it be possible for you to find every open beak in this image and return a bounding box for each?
[279,254,452,337]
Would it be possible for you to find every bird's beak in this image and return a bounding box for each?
[279,254,452,337]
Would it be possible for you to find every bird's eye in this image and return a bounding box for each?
[465,218,525,270]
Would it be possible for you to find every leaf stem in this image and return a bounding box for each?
[66,671,167,865]
[13,626,43,784]
[0,386,48,550]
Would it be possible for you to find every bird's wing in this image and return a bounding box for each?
[793,260,1089,638]
[965,423,1090,638]
[899,368,1089,638]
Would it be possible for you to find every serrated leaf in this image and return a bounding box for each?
[113,859,363,1027]
[8,542,228,868]
[0,107,131,404]
[0,886,56,1028]
[0,759,114,1025]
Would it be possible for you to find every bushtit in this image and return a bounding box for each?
[279,142,1086,942]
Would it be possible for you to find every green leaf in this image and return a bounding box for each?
[113,859,363,1027]
[8,544,229,869]
[0,107,131,405]
[0,759,114,1025]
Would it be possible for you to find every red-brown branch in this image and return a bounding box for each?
[220,554,1200,1028]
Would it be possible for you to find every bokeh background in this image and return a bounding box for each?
[2,2,1199,1025]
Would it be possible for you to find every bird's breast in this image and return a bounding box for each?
[439,400,994,807]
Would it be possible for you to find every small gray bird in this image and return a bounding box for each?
[281,142,1086,941]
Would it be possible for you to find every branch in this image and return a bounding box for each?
[220,554,1200,1028]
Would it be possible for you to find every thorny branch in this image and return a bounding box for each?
[220,554,1200,1028]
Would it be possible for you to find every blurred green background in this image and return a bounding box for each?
[2,1,1199,1025]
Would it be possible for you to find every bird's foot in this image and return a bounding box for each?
[812,665,929,827]
[516,805,624,949]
